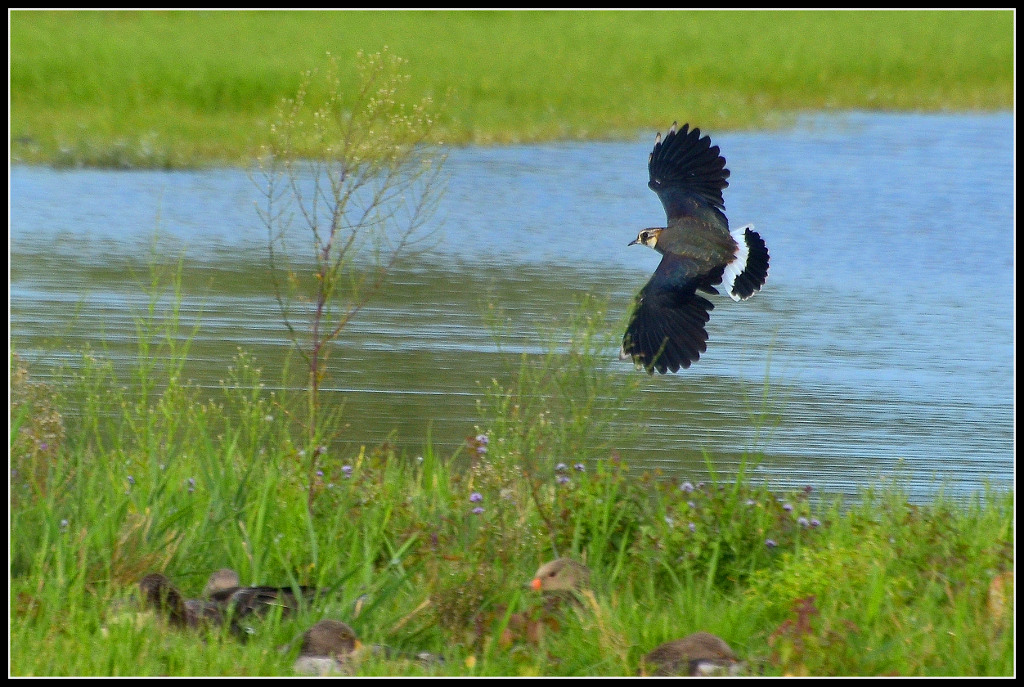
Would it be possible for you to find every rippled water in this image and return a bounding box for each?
[10,112,1014,502]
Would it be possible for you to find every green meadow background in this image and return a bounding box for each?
[10,9,1014,167]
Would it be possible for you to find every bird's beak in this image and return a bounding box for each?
[530,578,542,592]
[627,237,639,246]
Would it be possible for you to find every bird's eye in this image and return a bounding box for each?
[548,571,557,577]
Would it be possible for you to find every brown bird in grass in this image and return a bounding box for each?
[477,558,593,648]
[138,573,222,629]
[640,631,744,676]
[472,558,594,649]
[293,619,362,676]
[529,557,591,594]
[208,578,321,628]
[139,569,322,636]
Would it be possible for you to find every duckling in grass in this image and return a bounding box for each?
[640,631,744,676]
[139,569,322,636]
[138,573,223,629]
[293,619,361,676]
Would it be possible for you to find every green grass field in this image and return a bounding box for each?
[10,10,1014,167]
[10,274,1015,676]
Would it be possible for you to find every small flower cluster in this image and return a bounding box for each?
[554,462,576,486]
[467,433,490,460]
[470,492,484,514]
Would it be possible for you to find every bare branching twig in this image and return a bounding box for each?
[251,49,447,509]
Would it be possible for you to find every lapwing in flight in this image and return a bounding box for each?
[621,123,769,374]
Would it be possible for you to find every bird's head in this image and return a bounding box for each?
[301,619,361,658]
[529,557,591,593]
[204,568,241,597]
[629,228,663,249]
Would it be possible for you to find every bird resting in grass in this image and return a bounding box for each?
[139,569,321,636]
[640,631,745,676]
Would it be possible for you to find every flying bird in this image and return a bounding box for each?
[621,122,769,374]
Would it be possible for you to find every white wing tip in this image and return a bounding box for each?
[723,223,769,301]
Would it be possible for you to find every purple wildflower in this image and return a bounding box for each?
[59,519,69,530]
[797,517,810,528]
[574,463,585,472]
[555,463,568,472]
[687,501,696,509]
[471,507,484,515]
[342,465,353,478]
[783,503,793,512]
[470,492,483,502]
[187,477,196,493]
[688,522,696,533]
[476,434,489,446]
[766,538,778,549]
[810,518,822,528]
[680,481,694,493]
[556,475,570,485]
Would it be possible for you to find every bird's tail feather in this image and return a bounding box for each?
[722,225,769,301]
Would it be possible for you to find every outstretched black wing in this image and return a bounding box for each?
[622,254,724,374]
[648,122,730,229]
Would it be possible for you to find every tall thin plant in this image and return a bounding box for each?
[252,49,447,508]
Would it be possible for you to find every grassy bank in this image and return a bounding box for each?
[10,10,1014,168]
[9,282,1015,676]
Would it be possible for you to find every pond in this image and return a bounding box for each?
[10,111,1014,502]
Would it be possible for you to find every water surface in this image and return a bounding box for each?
[10,112,1014,502]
